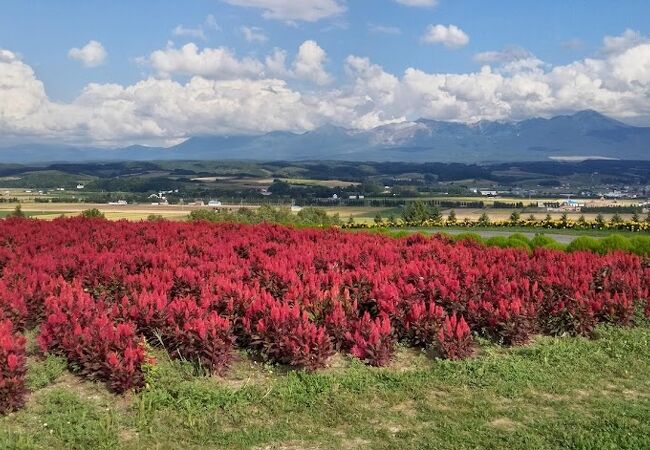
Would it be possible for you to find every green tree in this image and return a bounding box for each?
[8,204,25,218]
[577,215,587,228]
[447,210,457,225]
[373,212,384,225]
[595,214,606,229]
[401,201,433,225]
[559,213,569,227]
[610,213,623,224]
[477,212,490,226]
[509,210,521,224]
[632,212,640,223]
[81,208,105,219]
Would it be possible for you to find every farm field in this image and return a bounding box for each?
[1,218,649,449]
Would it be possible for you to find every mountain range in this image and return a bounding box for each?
[1,110,649,163]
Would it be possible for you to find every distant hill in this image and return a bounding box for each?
[1,110,649,163]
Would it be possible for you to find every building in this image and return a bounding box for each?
[208,200,222,207]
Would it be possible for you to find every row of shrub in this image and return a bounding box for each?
[431,232,650,257]
[349,214,650,232]
[0,217,648,414]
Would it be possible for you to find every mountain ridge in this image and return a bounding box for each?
[1,110,649,163]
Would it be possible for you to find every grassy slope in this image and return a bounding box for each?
[2,325,650,449]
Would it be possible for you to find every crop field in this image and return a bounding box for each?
[1,217,650,448]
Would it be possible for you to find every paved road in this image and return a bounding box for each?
[409,228,596,245]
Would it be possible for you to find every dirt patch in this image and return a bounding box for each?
[391,400,418,417]
[489,417,520,431]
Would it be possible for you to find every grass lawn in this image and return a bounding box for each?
[2,325,650,449]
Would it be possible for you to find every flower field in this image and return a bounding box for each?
[1,217,649,414]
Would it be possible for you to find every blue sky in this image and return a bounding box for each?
[1,0,650,146]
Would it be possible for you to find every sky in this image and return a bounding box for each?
[1,0,650,147]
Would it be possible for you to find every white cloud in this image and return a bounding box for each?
[3,30,650,146]
[292,40,332,85]
[144,40,332,84]
[601,28,647,55]
[395,0,438,7]
[368,24,402,35]
[222,0,345,22]
[172,15,220,41]
[422,24,469,49]
[68,40,107,67]
[473,46,532,64]
[241,26,268,43]
[148,43,266,79]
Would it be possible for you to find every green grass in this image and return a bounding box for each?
[2,326,650,449]
[402,225,650,238]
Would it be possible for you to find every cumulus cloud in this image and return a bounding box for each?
[292,40,332,85]
[3,30,650,146]
[144,40,332,85]
[241,26,268,43]
[222,0,345,22]
[148,43,266,79]
[395,0,438,7]
[601,28,647,55]
[422,24,469,49]
[68,40,107,67]
[172,15,220,40]
[473,46,532,64]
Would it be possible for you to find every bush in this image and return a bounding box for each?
[38,285,146,393]
[567,236,603,254]
[600,234,633,254]
[247,302,333,370]
[164,298,234,374]
[436,314,474,360]
[81,208,105,219]
[0,320,27,415]
[348,313,395,367]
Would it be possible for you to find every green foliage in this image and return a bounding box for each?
[8,204,25,218]
[567,236,604,254]
[26,355,67,390]
[188,206,341,228]
[147,214,165,222]
[477,212,490,226]
[401,200,441,225]
[600,234,633,254]
[81,208,105,219]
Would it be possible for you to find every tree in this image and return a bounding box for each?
[81,208,105,219]
[447,210,457,225]
[401,201,439,225]
[387,214,397,226]
[632,212,640,223]
[595,214,606,229]
[577,215,587,228]
[477,212,490,226]
[527,214,537,222]
[559,213,569,227]
[610,213,623,224]
[373,212,383,226]
[8,204,25,218]
[509,210,521,224]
